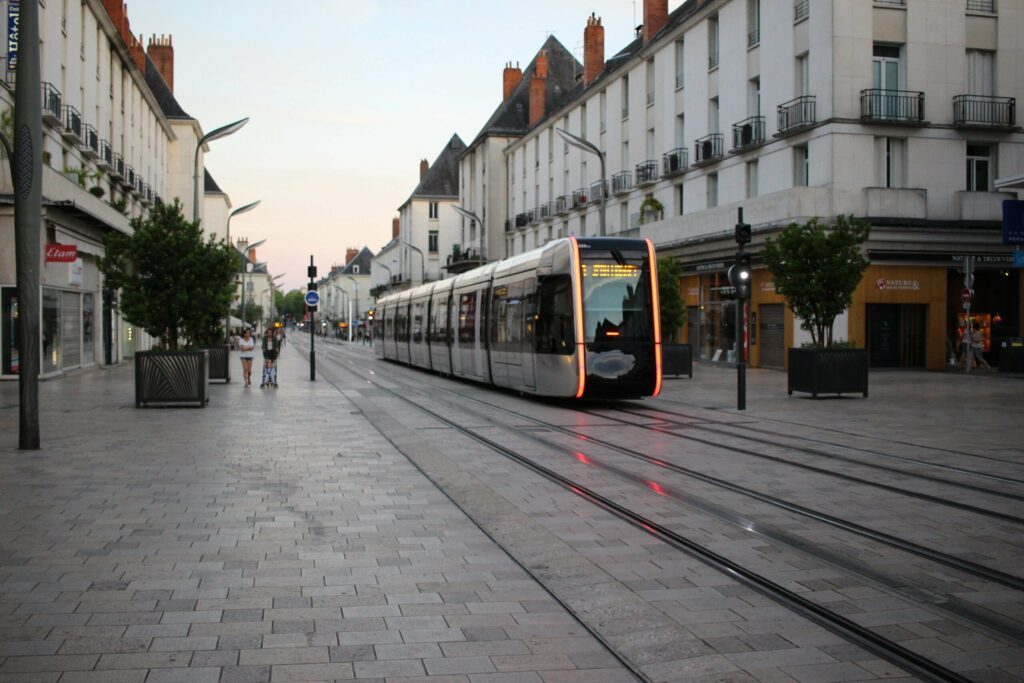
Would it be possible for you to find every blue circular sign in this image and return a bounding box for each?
[304,290,320,306]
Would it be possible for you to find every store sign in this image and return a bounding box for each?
[875,278,920,291]
[69,258,83,287]
[759,281,775,293]
[1014,251,1024,269]
[45,243,78,262]
[6,1,17,72]
[1004,200,1024,246]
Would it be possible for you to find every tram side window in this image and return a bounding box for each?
[412,301,424,343]
[385,308,394,341]
[458,292,477,344]
[490,285,509,352]
[397,306,408,342]
[521,279,537,349]
[535,275,574,354]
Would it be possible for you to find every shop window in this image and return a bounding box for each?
[2,287,18,375]
[43,288,60,373]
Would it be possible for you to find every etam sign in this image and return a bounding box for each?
[45,243,78,262]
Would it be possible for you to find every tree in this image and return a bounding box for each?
[100,200,237,350]
[762,215,870,349]
[279,289,307,320]
[232,303,263,327]
[657,256,686,342]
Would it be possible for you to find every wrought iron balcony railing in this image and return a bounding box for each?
[62,105,82,141]
[635,160,659,185]
[514,212,528,228]
[953,94,1015,128]
[81,123,99,156]
[41,82,62,124]
[731,115,765,151]
[589,180,607,204]
[99,140,112,167]
[111,153,125,179]
[504,219,513,233]
[662,148,688,177]
[966,0,995,11]
[611,170,632,195]
[694,133,724,165]
[777,95,816,134]
[747,27,760,48]
[794,0,809,22]
[556,195,570,214]
[571,187,589,209]
[860,89,925,123]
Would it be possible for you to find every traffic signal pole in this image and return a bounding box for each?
[309,256,317,381]
[730,208,752,411]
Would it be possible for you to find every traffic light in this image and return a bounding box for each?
[728,252,752,300]
[735,220,752,247]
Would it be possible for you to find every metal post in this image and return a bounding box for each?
[963,255,974,375]
[345,275,359,341]
[736,208,746,411]
[14,0,42,449]
[309,255,316,381]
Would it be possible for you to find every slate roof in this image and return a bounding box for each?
[465,35,582,152]
[400,134,467,207]
[204,169,224,194]
[333,247,375,276]
[144,55,190,119]
[234,245,268,275]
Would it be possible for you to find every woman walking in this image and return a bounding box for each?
[238,328,256,387]
[261,328,281,388]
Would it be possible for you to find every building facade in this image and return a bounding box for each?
[491,0,1022,370]
[321,247,373,334]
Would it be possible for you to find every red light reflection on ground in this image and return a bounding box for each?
[647,481,667,496]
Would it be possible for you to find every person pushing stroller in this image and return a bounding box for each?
[260,328,281,388]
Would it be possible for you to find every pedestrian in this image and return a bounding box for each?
[971,321,990,369]
[261,327,281,388]
[238,328,256,387]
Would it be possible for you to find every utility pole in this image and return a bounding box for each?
[308,256,317,381]
[14,0,42,449]
[728,208,753,411]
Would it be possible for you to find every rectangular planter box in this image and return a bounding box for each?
[788,348,868,398]
[207,345,231,383]
[663,343,693,378]
[135,350,209,408]
[998,339,1024,373]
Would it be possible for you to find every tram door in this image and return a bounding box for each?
[521,280,537,389]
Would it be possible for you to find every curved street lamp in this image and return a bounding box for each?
[452,205,485,261]
[402,241,425,286]
[223,200,260,338]
[556,128,606,236]
[376,262,392,295]
[193,117,250,223]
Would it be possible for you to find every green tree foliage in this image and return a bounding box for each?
[231,303,263,327]
[762,215,870,349]
[99,200,238,350]
[657,256,686,342]
[278,289,308,320]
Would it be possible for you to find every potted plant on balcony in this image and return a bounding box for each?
[658,256,691,378]
[639,195,665,225]
[763,215,871,398]
[100,200,237,407]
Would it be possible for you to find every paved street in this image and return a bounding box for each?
[1,345,1022,682]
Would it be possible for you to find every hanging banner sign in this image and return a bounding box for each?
[6,0,17,72]
[1004,199,1024,246]
[45,243,78,262]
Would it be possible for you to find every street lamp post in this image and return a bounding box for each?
[376,263,392,296]
[453,206,485,261]
[402,241,425,286]
[224,200,260,340]
[240,240,266,331]
[345,276,360,342]
[193,118,249,223]
[556,128,606,236]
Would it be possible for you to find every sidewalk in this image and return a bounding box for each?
[0,348,632,683]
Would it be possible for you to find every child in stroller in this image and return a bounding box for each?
[260,328,281,388]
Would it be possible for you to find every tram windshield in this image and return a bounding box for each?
[580,247,652,344]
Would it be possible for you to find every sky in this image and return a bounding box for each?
[127,1,685,292]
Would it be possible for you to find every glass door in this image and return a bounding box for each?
[872,45,901,118]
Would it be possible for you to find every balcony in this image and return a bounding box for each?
[777,96,816,136]
[864,187,927,219]
[635,160,659,186]
[571,187,589,210]
[142,183,153,205]
[747,27,760,48]
[693,133,724,166]
[125,166,137,192]
[556,195,570,215]
[504,219,513,233]
[708,51,719,70]
[540,201,556,221]
[61,105,82,143]
[81,123,99,158]
[98,140,112,169]
[662,148,688,177]
[794,0,809,22]
[966,0,995,11]
[611,171,632,195]
[860,89,925,124]
[41,82,62,125]
[514,212,528,228]
[731,116,765,152]
[110,153,125,180]
[528,208,539,225]
[589,180,607,204]
[444,248,486,275]
[953,95,1015,129]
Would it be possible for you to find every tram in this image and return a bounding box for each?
[373,237,662,399]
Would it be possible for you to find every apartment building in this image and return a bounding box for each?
[0,0,242,377]
[490,0,1022,370]
[321,247,373,327]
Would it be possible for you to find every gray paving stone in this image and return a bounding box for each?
[144,667,221,683]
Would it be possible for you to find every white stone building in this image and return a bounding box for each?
[476,0,1022,370]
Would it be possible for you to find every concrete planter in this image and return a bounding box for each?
[206,345,231,383]
[788,348,868,398]
[663,343,693,378]
[135,350,209,408]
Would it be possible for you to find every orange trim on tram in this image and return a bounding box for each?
[646,238,663,397]
[569,237,587,399]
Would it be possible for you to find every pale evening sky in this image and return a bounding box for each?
[127,1,685,292]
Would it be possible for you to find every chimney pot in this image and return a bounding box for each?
[503,62,523,102]
[419,159,429,180]
[584,14,605,86]
[147,32,174,91]
[642,0,669,44]
[529,50,549,127]
[392,217,400,239]
[345,248,358,265]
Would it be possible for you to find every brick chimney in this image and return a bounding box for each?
[503,61,523,102]
[247,247,257,262]
[529,50,549,127]
[147,34,174,91]
[392,217,400,239]
[419,159,429,180]
[643,0,669,44]
[584,14,604,86]
[345,248,358,265]
[129,34,145,73]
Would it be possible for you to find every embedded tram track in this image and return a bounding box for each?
[300,340,992,682]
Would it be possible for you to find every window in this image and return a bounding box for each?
[600,90,607,131]
[872,44,902,93]
[966,144,991,191]
[622,140,629,170]
[794,145,809,186]
[966,49,994,96]
[746,161,758,198]
[646,58,655,106]
[796,53,810,96]
[748,77,761,116]
[428,201,439,219]
[620,201,629,232]
[352,265,360,274]
[707,173,719,208]
[548,128,554,161]
[458,292,477,344]
[747,0,760,47]
[646,128,655,160]
[675,114,686,147]
[677,184,685,215]
[622,75,630,119]
[709,97,720,134]
[428,230,439,253]
[535,276,574,354]
[875,137,905,188]
[708,16,720,69]
[580,104,588,140]
[675,40,685,89]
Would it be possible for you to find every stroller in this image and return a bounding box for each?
[260,332,280,388]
